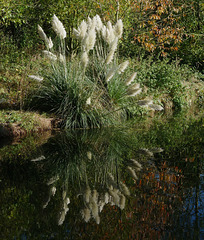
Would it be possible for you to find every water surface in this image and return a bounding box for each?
[0,116,203,239]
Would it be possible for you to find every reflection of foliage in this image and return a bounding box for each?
[1,114,203,238]
[39,128,146,224]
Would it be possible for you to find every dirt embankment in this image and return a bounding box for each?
[0,114,60,139]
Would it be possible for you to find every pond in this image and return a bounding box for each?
[0,114,204,240]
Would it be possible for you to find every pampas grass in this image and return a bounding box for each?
[30,14,163,129]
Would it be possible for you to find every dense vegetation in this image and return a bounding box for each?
[0,0,203,128]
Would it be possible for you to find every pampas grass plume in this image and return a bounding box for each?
[52,14,66,39]
[125,72,137,86]
[28,75,43,82]
[81,51,89,68]
[118,60,129,74]
[114,19,123,38]
[43,50,57,61]
[106,66,116,82]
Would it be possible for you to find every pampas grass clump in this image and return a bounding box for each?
[30,14,161,128]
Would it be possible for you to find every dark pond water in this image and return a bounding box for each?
[0,115,204,240]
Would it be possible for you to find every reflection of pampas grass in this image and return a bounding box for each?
[104,192,109,204]
[92,189,99,203]
[81,208,91,222]
[95,215,100,224]
[119,194,126,210]
[130,159,142,170]
[109,189,120,206]
[127,166,138,179]
[51,186,56,196]
[58,210,66,225]
[85,188,91,203]
[119,181,130,196]
[91,201,99,219]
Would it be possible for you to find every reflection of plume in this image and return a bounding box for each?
[119,194,126,210]
[81,208,91,222]
[31,155,45,162]
[138,148,154,157]
[130,159,143,170]
[127,166,138,180]
[119,181,130,196]
[47,175,59,185]
[43,186,57,209]
[84,187,91,203]
[87,151,92,160]
[57,192,70,225]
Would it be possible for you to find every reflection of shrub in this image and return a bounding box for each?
[29,15,148,128]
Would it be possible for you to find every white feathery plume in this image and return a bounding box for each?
[113,19,123,38]
[137,99,153,106]
[43,50,57,61]
[73,28,80,39]
[94,15,103,32]
[59,53,66,63]
[38,25,53,49]
[81,51,89,68]
[118,60,129,74]
[128,83,140,90]
[84,28,96,51]
[52,14,66,39]
[105,37,118,64]
[79,20,88,39]
[105,66,116,82]
[38,25,47,42]
[105,50,115,64]
[101,25,107,40]
[47,37,53,49]
[87,16,92,29]
[125,72,137,86]
[148,104,164,111]
[86,97,91,105]
[28,75,43,82]
[127,88,142,97]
